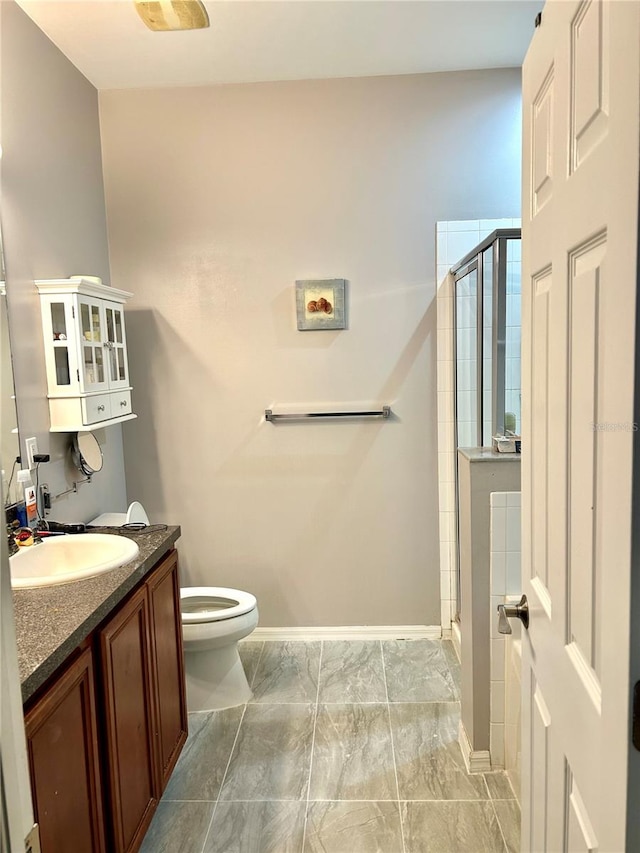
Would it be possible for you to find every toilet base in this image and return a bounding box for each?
[184,642,253,711]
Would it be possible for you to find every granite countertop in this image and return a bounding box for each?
[457,448,522,463]
[13,525,181,704]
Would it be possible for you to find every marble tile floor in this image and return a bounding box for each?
[141,639,520,853]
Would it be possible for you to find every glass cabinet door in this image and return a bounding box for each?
[49,301,71,387]
[103,300,129,389]
[77,297,108,393]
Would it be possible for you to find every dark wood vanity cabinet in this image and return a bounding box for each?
[100,548,187,852]
[145,550,188,789]
[24,548,187,853]
[24,646,106,853]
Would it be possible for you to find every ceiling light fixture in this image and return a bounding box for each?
[134,0,209,32]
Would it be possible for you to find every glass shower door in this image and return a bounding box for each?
[455,267,478,448]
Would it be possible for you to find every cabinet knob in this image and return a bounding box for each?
[120,400,127,408]
[97,405,105,412]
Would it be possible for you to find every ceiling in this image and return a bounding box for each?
[16,0,541,91]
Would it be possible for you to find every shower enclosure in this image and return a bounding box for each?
[451,228,521,620]
[452,229,521,450]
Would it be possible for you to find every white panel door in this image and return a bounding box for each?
[521,1,640,850]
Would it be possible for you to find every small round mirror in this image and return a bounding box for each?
[72,432,103,475]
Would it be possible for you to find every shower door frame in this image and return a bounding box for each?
[451,228,521,620]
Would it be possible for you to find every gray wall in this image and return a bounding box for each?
[100,69,521,626]
[1,2,127,522]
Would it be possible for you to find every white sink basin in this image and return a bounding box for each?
[10,533,140,589]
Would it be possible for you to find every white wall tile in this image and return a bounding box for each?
[437,419,448,450]
[438,361,454,394]
[447,230,481,264]
[439,539,452,572]
[491,638,506,680]
[437,264,449,284]
[438,390,453,423]
[437,295,453,331]
[490,596,505,639]
[491,505,507,552]
[440,599,452,628]
[437,327,452,362]
[506,492,521,507]
[491,551,506,596]
[437,231,447,260]
[506,551,521,596]
[456,359,473,392]
[439,479,455,513]
[439,510,456,543]
[506,507,521,552]
[506,357,521,391]
[490,724,505,768]
[491,492,508,508]
[506,293,522,327]
[491,681,505,724]
[438,274,454,299]
[438,451,455,484]
[440,569,451,598]
[447,219,480,232]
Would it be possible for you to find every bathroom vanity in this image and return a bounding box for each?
[13,527,186,853]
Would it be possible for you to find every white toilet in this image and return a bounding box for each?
[180,586,259,712]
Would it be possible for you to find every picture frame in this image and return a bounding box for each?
[295,279,347,331]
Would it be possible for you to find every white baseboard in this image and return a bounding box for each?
[247,625,441,642]
[451,620,461,661]
[458,720,492,774]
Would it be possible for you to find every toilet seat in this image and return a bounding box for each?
[181,586,257,624]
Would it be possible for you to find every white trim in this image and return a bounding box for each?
[458,720,492,774]
[451,620,462,660]
[35,278,133,302]
[247,625,441,642]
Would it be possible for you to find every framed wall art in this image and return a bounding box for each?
[295,279,347,331]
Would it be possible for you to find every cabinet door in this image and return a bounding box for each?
[77,296,109,393]
[40,296,79,393]
[24,646,106,853]
[103,299,130,390]
[99,587,158,853]
[146,549,188,789]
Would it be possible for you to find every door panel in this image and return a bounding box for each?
[146,549,188,790]
[24,647,105,853]
[99,587,158,853]
[521,1,640,850]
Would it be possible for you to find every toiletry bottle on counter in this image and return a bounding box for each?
[17,469,37,527]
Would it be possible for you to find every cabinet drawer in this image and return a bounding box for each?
[82,394,112,424]
[111,390,132,417]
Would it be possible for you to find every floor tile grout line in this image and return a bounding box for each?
[300,640,324,853]
[481,774,510,853]
[488,796,511,853]
[199,703,247,853]
[380,640,407,853]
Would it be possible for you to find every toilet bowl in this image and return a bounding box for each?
[181,586,259,712]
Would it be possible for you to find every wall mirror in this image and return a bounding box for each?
[72,432,103,476]
[0,218,22,503]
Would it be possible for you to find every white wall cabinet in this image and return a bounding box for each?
[36,277,137,431]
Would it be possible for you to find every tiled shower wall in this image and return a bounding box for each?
[489,491,521,770]
[436,218,521,634]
